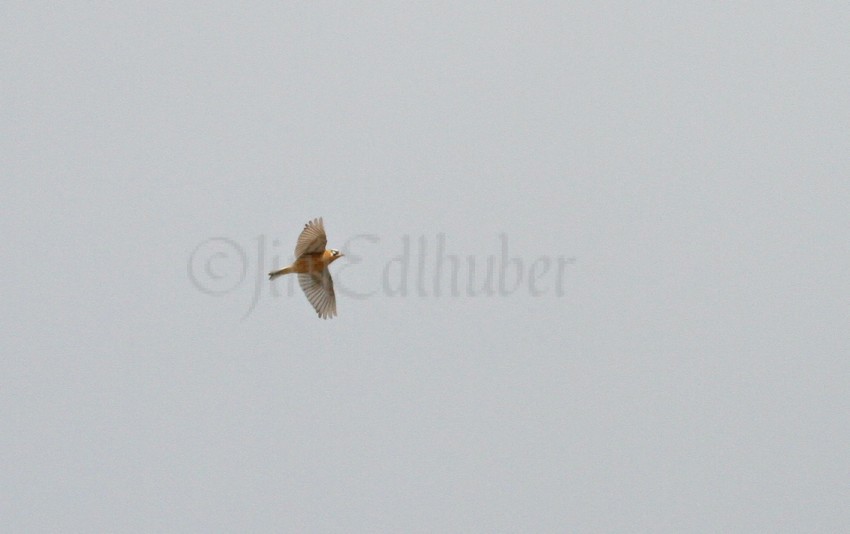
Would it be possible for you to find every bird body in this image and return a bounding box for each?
[268,249,341,278]
[268,218,343,319]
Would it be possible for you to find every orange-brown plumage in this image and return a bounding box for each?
[268,218,344,319]
[287,250,343,274]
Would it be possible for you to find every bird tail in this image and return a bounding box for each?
[268,266,293,280]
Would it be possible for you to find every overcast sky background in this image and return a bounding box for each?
[3,2,849,531]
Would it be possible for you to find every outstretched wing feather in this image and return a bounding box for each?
[298,270,337,319]
[294,217,327,258]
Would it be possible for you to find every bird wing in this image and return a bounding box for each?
[294,217,327,258]
[298,269,337,319]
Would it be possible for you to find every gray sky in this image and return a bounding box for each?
[3,2,849,532]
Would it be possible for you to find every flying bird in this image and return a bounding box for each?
[268,217,344,319]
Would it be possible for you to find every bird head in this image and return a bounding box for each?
[329,249,344,263]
